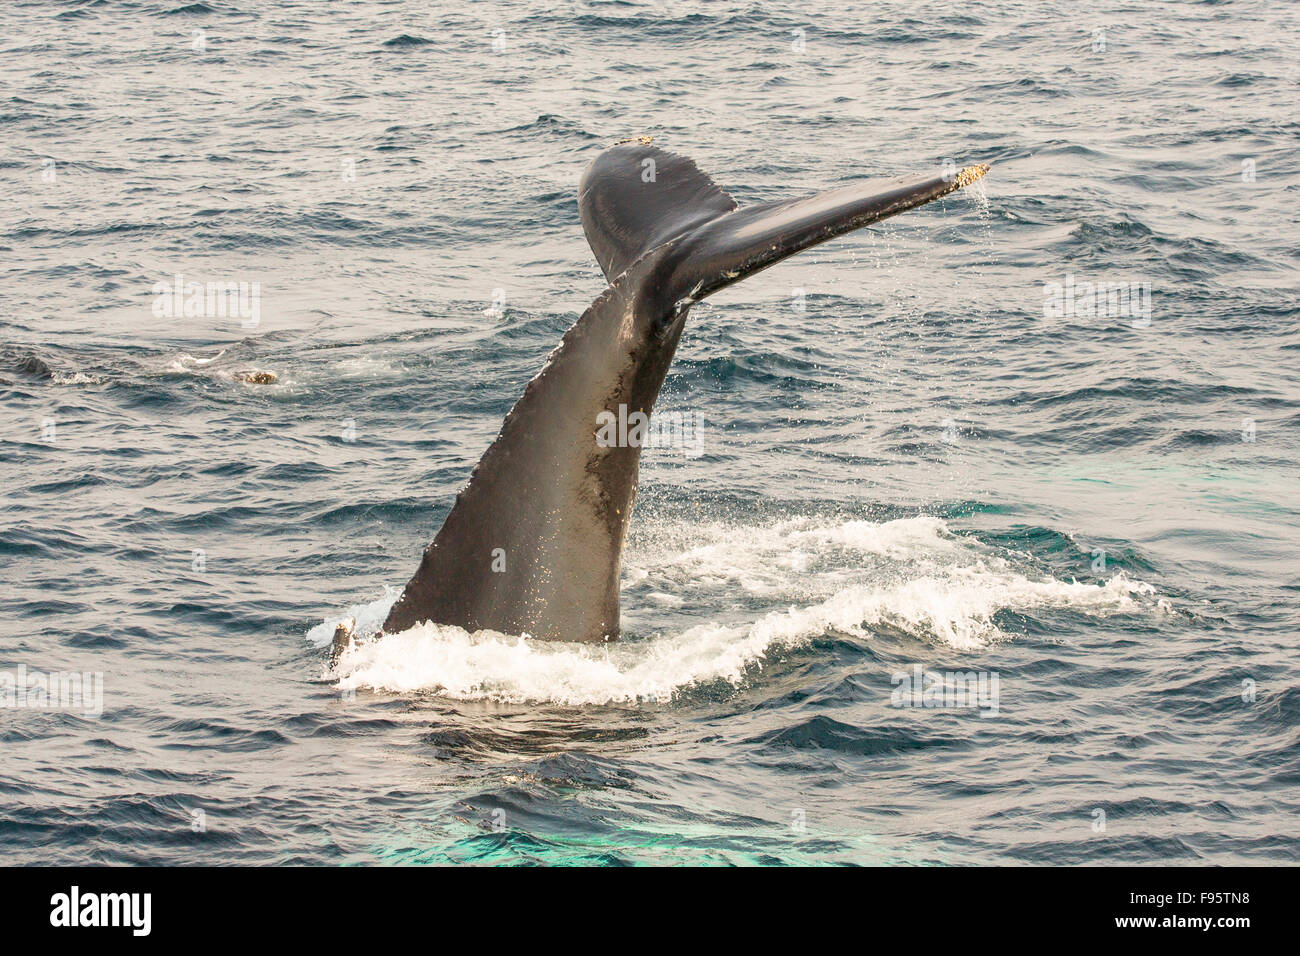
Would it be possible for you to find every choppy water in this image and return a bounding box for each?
[2,0,1298,865]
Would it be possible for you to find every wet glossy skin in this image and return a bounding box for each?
[382,144,988,641]
[382,248,684,642]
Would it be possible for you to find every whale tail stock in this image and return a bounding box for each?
[380,140,989,640]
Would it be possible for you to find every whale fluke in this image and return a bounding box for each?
[381,141,989,641]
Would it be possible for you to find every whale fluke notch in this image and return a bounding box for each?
[380,142,990,642]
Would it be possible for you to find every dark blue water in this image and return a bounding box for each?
[2,0,1298,864]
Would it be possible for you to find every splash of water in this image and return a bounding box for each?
[308,517,1158,706]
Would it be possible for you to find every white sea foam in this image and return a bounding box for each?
[306,584,400,647]
[311,516,1158,706]
[175,350,227,367]
[165,351,291,387]
[330,356,401,379]
[50,371,102,386]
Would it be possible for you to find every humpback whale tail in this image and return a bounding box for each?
[380,140,989,641]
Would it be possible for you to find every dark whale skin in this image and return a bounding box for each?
[382,143,989,641]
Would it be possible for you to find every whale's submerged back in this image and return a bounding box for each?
[381,141,989,641]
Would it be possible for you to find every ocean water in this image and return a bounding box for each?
[2,0,1298,865]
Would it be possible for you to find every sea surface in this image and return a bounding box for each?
[2,0,1298,865]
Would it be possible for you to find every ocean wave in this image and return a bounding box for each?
[312,517,1159,705]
